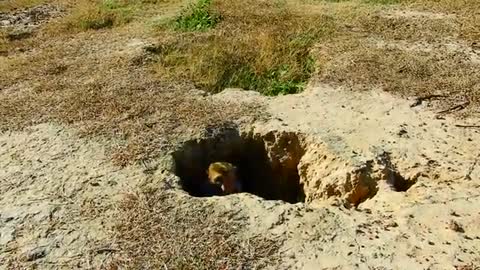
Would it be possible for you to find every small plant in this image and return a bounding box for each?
[173,0,219,31]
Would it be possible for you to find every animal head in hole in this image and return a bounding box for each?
[207,162,242,195]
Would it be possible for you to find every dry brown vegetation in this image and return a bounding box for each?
[316,37,479,105]
[1,0,479,267]
[110,189,281,269]
[0,0,48,11]
[150,0,335,95]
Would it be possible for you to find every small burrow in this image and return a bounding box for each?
[378,152,417,192]
[172,127,306,203]
[388,171,416,192]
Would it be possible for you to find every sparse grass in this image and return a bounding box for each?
[0,58,260,166]
[409,0,480,43]
[315,36,480,105]
[363,0,401,4]
[110,189,281,269]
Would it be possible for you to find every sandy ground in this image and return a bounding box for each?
[1,2,480,269]
[1,84,479,269]
[217,85,480,269]
[0,124,146,268]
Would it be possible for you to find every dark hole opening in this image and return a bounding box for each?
[390,171,416,192]
[379,152,416,192]
[172,128,305,203]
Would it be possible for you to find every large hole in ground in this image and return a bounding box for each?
[172,128,306,203]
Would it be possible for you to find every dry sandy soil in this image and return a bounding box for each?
[0,0,479,269]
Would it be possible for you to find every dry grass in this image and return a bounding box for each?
[0,0,479,267]
[56,0,157,31]
[0,30,263,165]
[150,0,336,95]
[146,0,479,104]
[0,0,479,164]
[315,36,480,108]
[411,0,480,43]
[0,0,49,11]
[0,67,261,166]
[302,0,480,115]
[110,189,281,269]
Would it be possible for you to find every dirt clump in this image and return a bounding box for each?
[0,4,62,28]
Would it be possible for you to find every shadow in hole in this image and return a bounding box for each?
[379,152,416,192]
[172,128,305,203]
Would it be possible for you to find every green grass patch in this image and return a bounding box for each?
[173,0,220,31]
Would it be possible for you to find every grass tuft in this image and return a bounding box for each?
[173,0,219,31]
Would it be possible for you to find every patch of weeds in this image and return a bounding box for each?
[153,0,334,95]
[173,0,219,31]
[267,79,306,96]
[154,32,319,95]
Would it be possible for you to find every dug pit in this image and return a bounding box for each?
[172,128,306,203]
[172,126,417,206]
